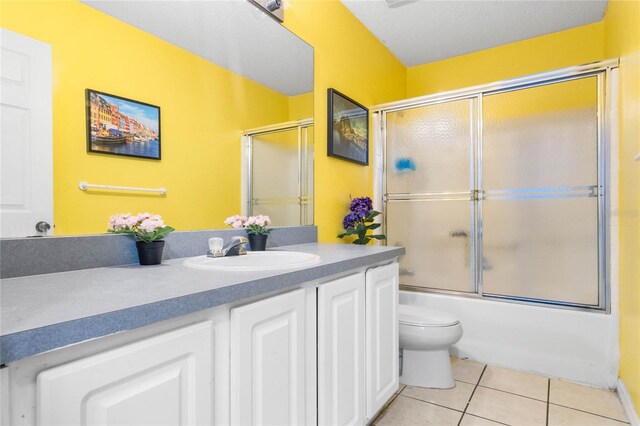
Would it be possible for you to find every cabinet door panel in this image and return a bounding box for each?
[37,321,213,426]
[230,288,306,426]
[318,273,365,426]
[366,263,399,419]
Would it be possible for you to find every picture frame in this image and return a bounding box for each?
[327,88,368,166]
[86,89,161,160]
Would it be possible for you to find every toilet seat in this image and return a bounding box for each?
[399,304,459,327]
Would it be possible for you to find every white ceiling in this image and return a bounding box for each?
[341,0,608,67]
[81,0,313,96]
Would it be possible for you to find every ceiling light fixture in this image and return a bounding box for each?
[249,0,284,22]
[265,0,282,12]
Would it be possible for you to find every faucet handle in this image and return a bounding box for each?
[207,237,224,257]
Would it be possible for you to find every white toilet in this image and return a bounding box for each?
[399,304,463,389]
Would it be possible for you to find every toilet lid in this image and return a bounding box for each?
[399,304,460,327]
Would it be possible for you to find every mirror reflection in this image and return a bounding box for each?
[0,0,313,238]
[244,121,314,227]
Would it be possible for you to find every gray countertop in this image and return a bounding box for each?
[0,243,404,364]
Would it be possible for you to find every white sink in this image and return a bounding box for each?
[183,251,321,271]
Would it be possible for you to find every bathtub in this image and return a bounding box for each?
[400,290,619,389]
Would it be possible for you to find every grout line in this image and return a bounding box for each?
[457,364,488,426]
[546,379,550,426]
[548,403,631,424]
[401,394,510,426]
[401,394,465,414]
[456,378,482,386]
[463,413,511,426]
[476,383,548,403]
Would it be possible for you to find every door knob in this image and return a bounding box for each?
[35,221,51,233]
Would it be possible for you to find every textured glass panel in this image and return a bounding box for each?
[252,129,299,226]
[386,200,474,292]
[252,129,299,199]
[482,198,598,305]
[251,126,314,226]
[386,99,473,194]
[483,77,598,190]
[251,203,300,227]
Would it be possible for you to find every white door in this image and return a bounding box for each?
[37,321,214,426]
[230,288,307,425]
[365,262,399,420]
[0,29,53,238]
[317,273,366,426]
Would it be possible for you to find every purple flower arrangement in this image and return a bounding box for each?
[338,196,386,245]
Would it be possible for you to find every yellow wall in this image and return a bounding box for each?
[404,11,639,412]
[1,0,638,407]
[403,10,639,413]
[0,0,289,235]
[284,0,406,242]
[2,0,637,411]
[1,0,405,242]
[407,22,605,97]
[289,92,314,121]
[605,0,640,412]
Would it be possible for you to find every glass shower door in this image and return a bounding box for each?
[385,99,477,292]
[481,77,601,306]
[250,124,314,226]
[382,68,606,309]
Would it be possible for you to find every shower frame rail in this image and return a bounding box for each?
[373,59,619,312]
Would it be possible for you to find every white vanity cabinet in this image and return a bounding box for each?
[365,262,400,419]
[230,288,308,426]
[36,321,214,426]
[3,259,400,426]
[317,273,366,426]
[317,263,400,425]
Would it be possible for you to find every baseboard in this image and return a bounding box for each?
[618,379,640,425]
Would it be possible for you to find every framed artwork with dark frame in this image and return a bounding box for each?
[86,89,161,160]
[327,88,368,166]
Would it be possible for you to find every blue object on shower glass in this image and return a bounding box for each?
[395,157,416,172]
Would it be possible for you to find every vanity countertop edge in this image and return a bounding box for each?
[0,243,404,364]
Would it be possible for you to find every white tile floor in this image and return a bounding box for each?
[372,357,629,426]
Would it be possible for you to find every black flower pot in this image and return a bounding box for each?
[136,240,165,265]
[248,234,267,251]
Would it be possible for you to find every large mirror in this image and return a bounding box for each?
[0,0,313,238]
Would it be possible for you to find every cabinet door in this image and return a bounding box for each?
[37,321,214,426]
[230,288,306,425]
[365,263,400,419]
[318,273,365,426]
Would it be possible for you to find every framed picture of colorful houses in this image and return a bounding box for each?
[86,89,161,160]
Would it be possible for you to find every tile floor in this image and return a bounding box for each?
[373,357,630,426]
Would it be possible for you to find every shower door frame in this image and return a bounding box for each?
[373,59,618,312]
[242,118,314,226]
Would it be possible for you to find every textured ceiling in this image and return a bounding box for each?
[341,0,608,66]
[81,0,313,96]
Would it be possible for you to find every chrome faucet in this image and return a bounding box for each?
[207,236,248,257]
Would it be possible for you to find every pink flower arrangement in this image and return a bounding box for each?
[224,214,247,229]
[108,212,174,243]
[224,214,271,235]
